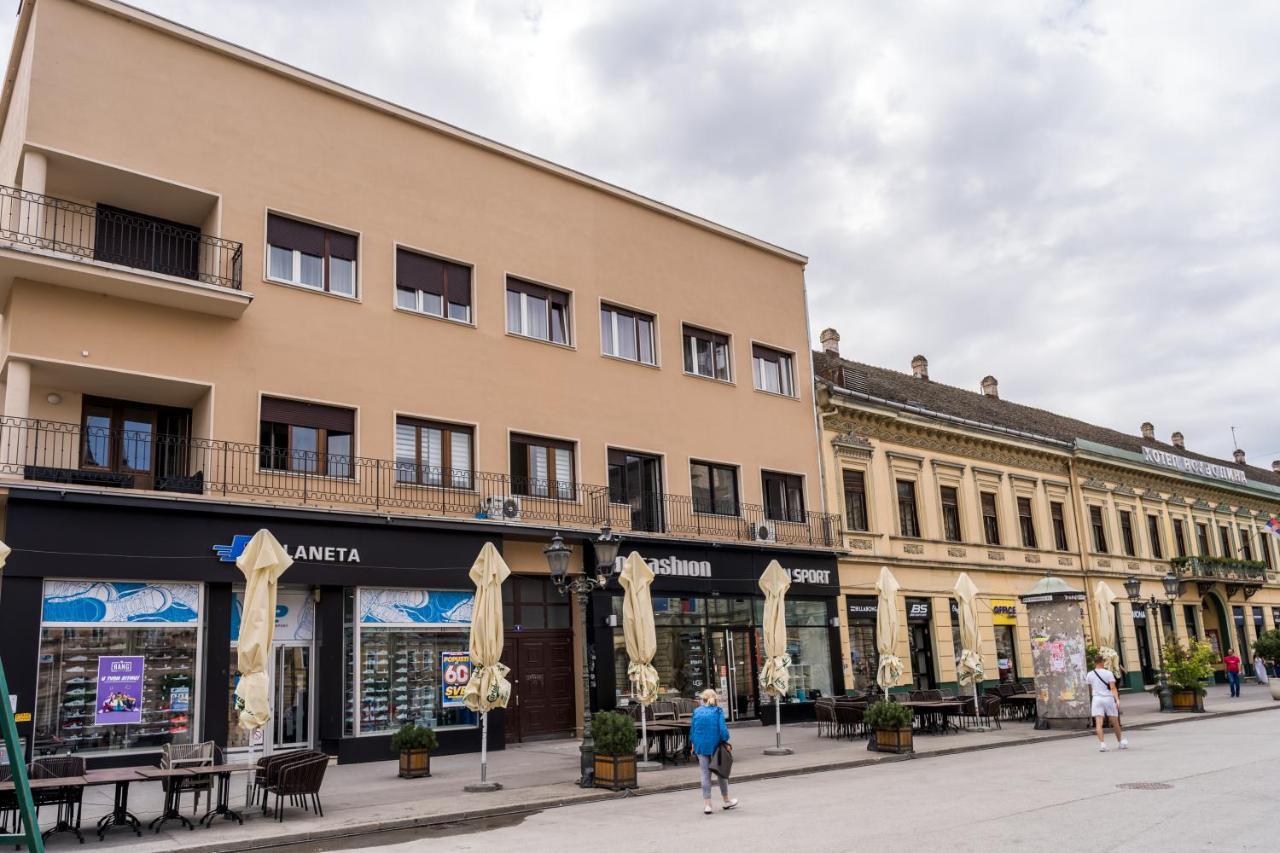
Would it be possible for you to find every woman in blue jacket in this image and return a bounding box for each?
[689,689,738,814]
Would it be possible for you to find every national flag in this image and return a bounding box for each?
[1266,515,1280,538]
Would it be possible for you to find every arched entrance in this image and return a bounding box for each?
[1201,592,1231,683]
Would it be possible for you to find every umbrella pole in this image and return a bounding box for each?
[763,691,793,756]
[971,672,991,732]
[480,711,488,783]
[641,702,649,763]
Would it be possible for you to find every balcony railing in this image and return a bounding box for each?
[0,417,840,548]
[1171,556,1268,586]
[0,184,243,290]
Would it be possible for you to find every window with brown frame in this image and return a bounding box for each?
[506,277,570,344]
[1050,501,1069,551]
[981,491,1001,545]
[259,396,355,478]
[751,344,794,396]
[1195,522,1210,555]
[1090,506,1109,553]
[763,471,805,523]
[843,470,869,532]
[1241,531,1254,562]
[502,575,571,630]
[1017,496,1037,548]
[1147,515,1164,560]
[394,417,473,489]
[896,480,920,537]
[1173,518,1188,558]
[396,248,472,323]
[600,304,656,365]
[1119,510,1137,556]
[683,325,731,381]
[940,485,962,542]
[267,213,357,297]
[510,433,575,499]
[1218,524,1233,557]
[691,460,739,516]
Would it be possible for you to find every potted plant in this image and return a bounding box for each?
[864,699,914,754]
[590,711,638,791]
[390,723,438,778]
[1161,638,1215,712]
[1252,629,1280,701]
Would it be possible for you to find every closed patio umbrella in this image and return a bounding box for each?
[954,573,989,730]
[462,542,512,791]
[875,567,904,698]
[234,529,293,735]
[758,559,793,755]
[1094,581,1122,678]
[619,551,660,768]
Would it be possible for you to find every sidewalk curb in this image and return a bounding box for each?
[186,703,1280,852]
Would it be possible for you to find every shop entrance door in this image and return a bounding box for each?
[275,645,311,749]
[1133,620,1155,685]
[501,633,574,743]
[909,623,936,690]
[708,629,757,721]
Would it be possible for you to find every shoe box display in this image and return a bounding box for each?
[359,633,443,733]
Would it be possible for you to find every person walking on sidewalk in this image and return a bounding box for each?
[690,689,738,815]
[1223,649,1242,697]
[1087,655,1127,752]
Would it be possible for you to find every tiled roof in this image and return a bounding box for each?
[814,350,1280,490]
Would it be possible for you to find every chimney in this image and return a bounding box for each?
[1272,460,1280,474]
[1140,422,1154,440]
[911,355,929,380]
[980,375,999,399]
[1233,449,1246,465]
[1171,431,1185,449]
[819,328,840,356]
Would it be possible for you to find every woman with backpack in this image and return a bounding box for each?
[689,689,738,815]
[1087,654,1128,752]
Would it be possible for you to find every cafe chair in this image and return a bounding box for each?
[254,751,322,809]
[30,755,86,844]
[264,754,329,822]
[162,741,215,814]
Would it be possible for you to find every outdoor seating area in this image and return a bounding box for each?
[815,682,1039,740]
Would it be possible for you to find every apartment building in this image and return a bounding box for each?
[0,0,840,766]
[815,331,1280,694]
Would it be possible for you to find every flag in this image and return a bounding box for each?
[1266,515,1280,538]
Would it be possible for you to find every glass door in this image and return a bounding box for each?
[909,623,936,689]
[1133,620,1155,685]
[707,629,757,721]
[607,449,664,533]
[275,644,311,749]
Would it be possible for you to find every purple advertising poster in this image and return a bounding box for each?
[94,656,144,725]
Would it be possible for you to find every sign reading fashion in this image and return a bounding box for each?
[1141,447,1247,485]
[614,555,831,587]
[214,534,361,564]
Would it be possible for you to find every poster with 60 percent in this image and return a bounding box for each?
[441,651,471,708]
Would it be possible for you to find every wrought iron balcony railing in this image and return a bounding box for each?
[0,184,243,290]
[0,417,840,548]
[1171,556,1268,586]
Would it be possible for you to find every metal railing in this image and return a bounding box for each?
[0,184,243,290]
[0,417,840,548]
[1171,556,1268,585]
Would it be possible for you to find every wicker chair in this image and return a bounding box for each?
[264,754,329,821]
[30,755,86,843]
[253,750,322,808]
[977,695,1003,729]
[162,741,216,814]
[834,703,864,740]
[814,699,835,737]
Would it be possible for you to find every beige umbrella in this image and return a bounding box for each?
[1094,581,1122,678]
[619,551,659,767]
[953,573,990,730]
[234,529,292,734]
[758,559,793,755]
[875,567,904,697]
[462,542,511,790]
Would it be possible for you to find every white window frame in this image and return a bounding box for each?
[600,304,657,365]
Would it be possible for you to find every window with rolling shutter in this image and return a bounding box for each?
[510,433,575,499]
[259,396,355,478]
[683,325,731,381]
[395,417,473,489]
[751,344,794,396]
[506,277,570,344]
[396,248,473,323]
[266,213,357,297]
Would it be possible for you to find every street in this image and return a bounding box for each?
[273,710,1278,853]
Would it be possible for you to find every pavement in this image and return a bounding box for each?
[42,683,1280,852]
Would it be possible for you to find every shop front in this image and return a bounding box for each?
[845,596,879,692]
[592,542,839,724]
[991,599,1020,683]
[906,597,936,690]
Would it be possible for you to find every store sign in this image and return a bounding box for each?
[847,596,878,619]
[1131,604,1147,621]
[232,590,315,642]
[94,656,144,726]
[42,581,200,626]
[359,588,474,625]
[992,599,1017,626]
[214,534,362,564]
[1141,447,1247,485]
[906,598,932,622]
[613,555,832,588]
[441,651,471,708]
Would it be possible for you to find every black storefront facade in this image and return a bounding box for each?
[0,488,506,767]
[590,539,841,724]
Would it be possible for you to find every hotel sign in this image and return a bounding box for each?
[1141,447,1246,485]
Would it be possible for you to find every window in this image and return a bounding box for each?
[691,461,738,516]
[1262,534,1273,570]
[843,470,868,532]
[1017,496,1037,548]
[395,417,472,489]
[503,576,571,631]
[980,491,1000,545]
[1183,604,1199,639]
[267,213,356,296]
[683,325,731,381]
[395,248,472,323]
[510,433,575,499]
[259,396,354,478]
[1119,511,1136,557]
[1241,532,1254,562]
[751,344,794,396]
[896,480,920,537]
[1147,516,1164,560]
[506,277,570,344]
[1218,525,1233,558]
[1090,506,1109,553]
[1196,522,1211,556]
[1173,518,1188,558]
[1050,501,1069,551]
[940,486,962,542]
[600,304,655,365]
[763,471,805,523]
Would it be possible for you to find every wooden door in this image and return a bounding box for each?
[503,633,574,742]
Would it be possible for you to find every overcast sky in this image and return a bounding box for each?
[5,1,1277,464]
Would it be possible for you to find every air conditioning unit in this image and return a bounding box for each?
[754,520,778,542]
[480,496,522,521]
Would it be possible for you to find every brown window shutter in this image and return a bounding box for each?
[267,214,325,256]
[396,248,445,295]
[261,396,355,432]
[327,230,358,261]
[445,262,472,306]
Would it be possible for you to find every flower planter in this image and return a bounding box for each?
[398,748,431,778]
[1169,690,1204,713]
[593,753,638,790]
[1269,680,1280,701]
[869,727,913,754]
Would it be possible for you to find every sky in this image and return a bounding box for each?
[3,1,1277,465]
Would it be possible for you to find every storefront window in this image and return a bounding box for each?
[846,597,878,692]
[992,599,1019,683]
[228,587,316,749]
[35,580,201,755]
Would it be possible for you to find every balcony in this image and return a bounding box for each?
[1171,556,1269,598]
[0,417,841,549]
[0,184,249,317]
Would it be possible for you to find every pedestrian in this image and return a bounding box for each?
[1086,654,1127,752]
[1253,653,1269,686]
[1223,648,1242,697]
[689,688,738,815]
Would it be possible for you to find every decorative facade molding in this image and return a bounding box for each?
[931,459,966,472]
[1083,478,1110,491]
[886,450,926,466]
[1097,559,1112,568]
[988,551,1006,561]
[903,543,925,554]
[1058,557,1074,567]
[1025,553,1041,563]
[832,431,874,461]
[1114,484,1137,496]
[947,547,967,558]
[847,538,874,550]
[1126,561,1139,571]
[973,466,1006,480]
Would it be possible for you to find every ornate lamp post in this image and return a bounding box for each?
[1124,573,1181,712]
[545,524,623,788]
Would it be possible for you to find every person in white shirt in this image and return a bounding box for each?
[1087,655,1128,752]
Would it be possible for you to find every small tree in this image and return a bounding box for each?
[590,711,638,757]
[864,699,913,731]
[1253,629,1280,666]
[389,723,438,753]
[1161,638,1215,695]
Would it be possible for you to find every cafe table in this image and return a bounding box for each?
[193,761,254,827]
[0,776,89,843]
[136,766,200,833]
[84,767,147,839]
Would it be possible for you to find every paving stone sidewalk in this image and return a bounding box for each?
[52,683,1279,853]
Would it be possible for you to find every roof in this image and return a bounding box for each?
[814,350,1280,490]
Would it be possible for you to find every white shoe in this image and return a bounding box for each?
[722,799,739,811]
[703,805,712,815]
[1098,743,1109,752]
[1118,739,1129,750]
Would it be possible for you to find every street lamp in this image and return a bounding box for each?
[1125,573,1181,712]
[545,525,622,788]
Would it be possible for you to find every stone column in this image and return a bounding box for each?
[19,149,47,241]
[2,358,31,477]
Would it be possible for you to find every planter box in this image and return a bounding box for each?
[1169,690,1204,713]
[869,727,913,754]
[593,753,638,790]
[398,748,431,778]
[1270,680,1280,702]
